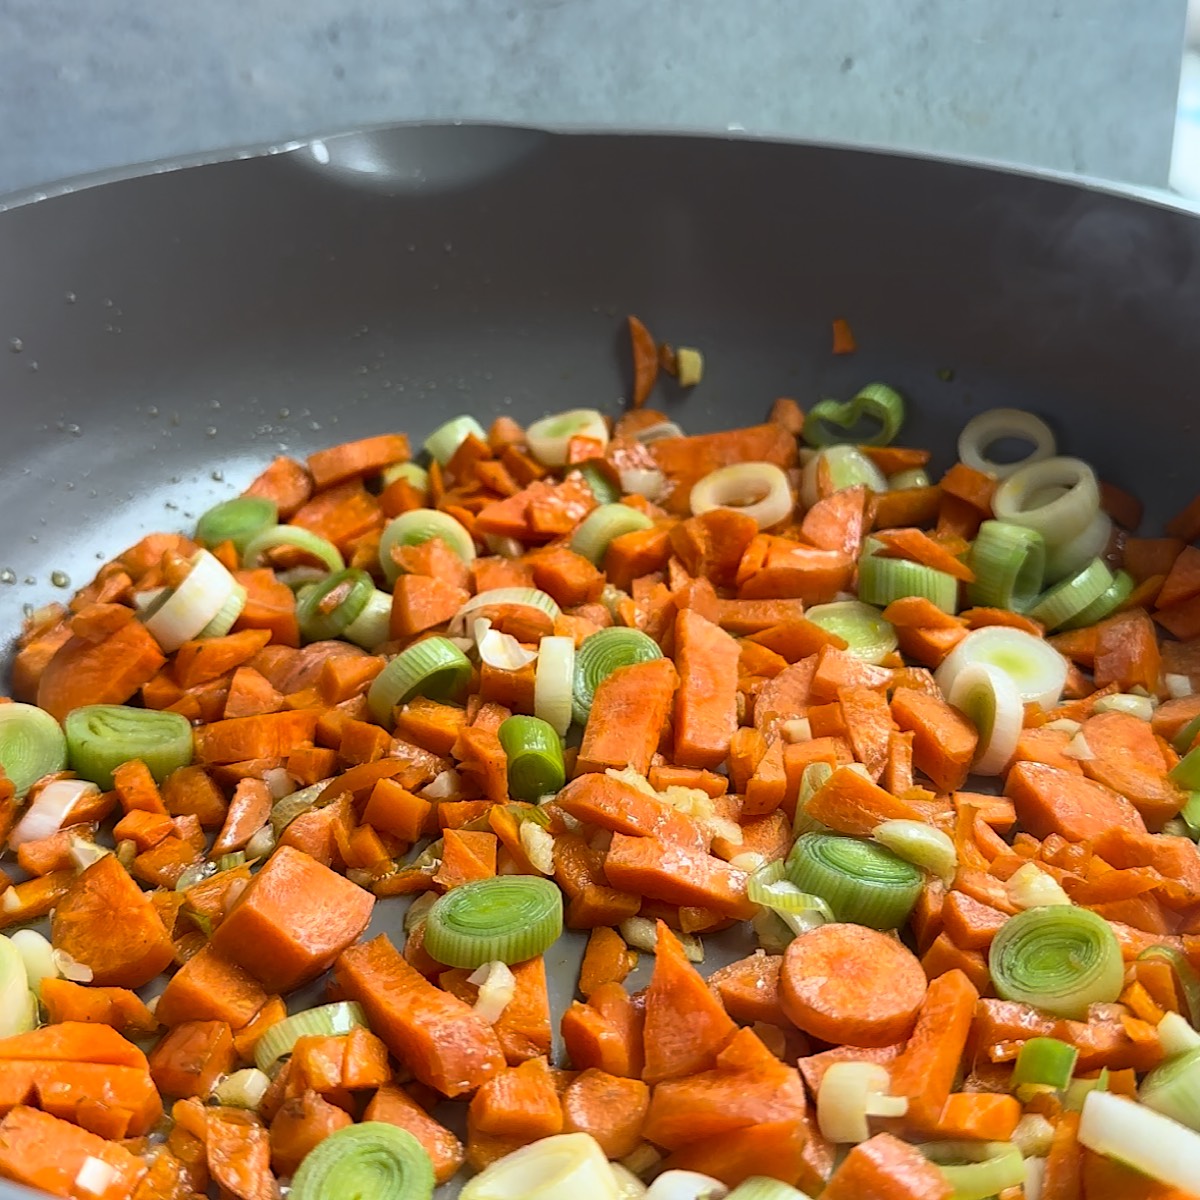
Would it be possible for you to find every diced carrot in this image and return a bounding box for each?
[831,316,857,354]
[753,657,818,736]
[604,834,755,920]
[389,575,470,639]
[468,1056,563,1140]
[707,952,788,1026]
[162,765,228,829]
[927,1090,1020,1141]
[0,1105,147,1199]
[737,539,855,605]
[875,526,975,581]
[670,509,761,590]
[558,1068,648,1158]
[174,629,273,691]
[131,835,202,889]
[579,927,637,998]
[267,1088,351,1178]
[627,315,659,407]
[642,922,737,1083]
[800,485,869,557]
[941,890,1009,950]
[779,923,926,1047]
[335,934,504,1097]
[433,829,497,890]
[672,609,739,769]
[575,657,678,775]
[36,619,166,722]
[363,1083,465,1184]
[39,977,157,1037]
[155,945,269,1030]
[805,764,938,836]
[1006,761,1146,842]
[149,1020,237,1099]
[232,568,300,646]
[796,1042,904,1098]
[823,1131,952,1200]
[224,666,286,718]
[891,687,978,792]
[1079,710,1185,830]
[50,855,174,988]
[210,777,271,858]
[1094,609,1162,693]
[242,455,313,518]
[0,872,74,931]
[306,433,409,489]
[193,710,318,765]
[1042,1109,1083,1200]
[205,1106,275,1200]
[664,1117,811,1191]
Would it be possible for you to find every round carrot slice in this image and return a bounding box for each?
[779,922,926,1047]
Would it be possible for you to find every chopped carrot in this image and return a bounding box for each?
[708,952,789,1026]
[149,1020,237,1099]
[363,1083,465,1184]
[831,317,857,355]
[805,764,937,835]
[627,315,659,407]
[672,609,740,769]
[874,526,975,581]
[36,619,166,721]
[39,977,158,1037]
[1006,761,1146,842]
[890,687,978,792]
[822,1132,952,1200]
[575,657,678,775]
[579,926,637,998]
[779,923,926,1047]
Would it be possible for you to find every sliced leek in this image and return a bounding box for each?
[572,627,663,726]
[872,820,957,885]
[689,463,793,529]
[526,409,609,467]
[65,705,193,790]
[142,549,239,652]
[367,637,473,725]
[460,1133,621,1200]
[817,1060,907,1143]
[1078,1091,1200,1194]
[0,703,68,798]
[786,833,923,930]
[424,876,563,968]
[425,415,487,466]
[935,625,1068,712]
[748,861,835,936]
[803,383,906,448]
[924,1142,1025,1200]
[534,635,575,737]
[993,456,1101,547]
[1060,568,1135,631]
[241,525,345,573]
[497,716,565,801]
[989,906,1124,1020]
[946,661,1024,775]
[451,588,561,636]
[213,1067,271,1110]
[1011,1036,1078,1092]
[725,1181,812,1200]
[380,509,476,584]
[857,553,958,614]
[645,1171,728,1199]
[1028,557,1114,632]
[1159,1011,1200,1059]
[289,1122,435,1200]
[382,461,430,492]
[1043,510,1113,584]
[0,936,37,1038]
[805,601,897,665]
[798,446,888,509]
[254,1000,368,1072]
[295,567,375,642]
[194,495,278,554]
[571,504,653,566]
[957,408,1056,479]
[966,520,1045,611]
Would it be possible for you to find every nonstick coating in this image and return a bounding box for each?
[0,126,1198,1198]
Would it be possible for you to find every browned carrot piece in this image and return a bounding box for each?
[50,855,174,988]
[575,657,678,775]
[149,1020,237,1099]
[38,977,157,1037]
[335,934,505,1097]
[805,765,937,837]
[174,629,272,690]
[753,657,818,736]
[800,485,869,557]
[304,433,408,490]
[737,541,855,605]
[560,1069,649,1158]
[208,846,372,993]
[627,315,659,407]
[890,687,978,792]
[779,923,926,1047]
[389,575,471,639]
[822,1132,952,1200]
[560,983,643,1079]
[266,1089,351,1178]
[363,1083,465,1184]
[0,1106,148,1199]
[830,316,857,354]
[605,834,756,920]
[210,777,272,858]
[670,608,740,769]
[468,1056,563,1140]
[0,871,74,931]
[1006,761,1146,842]
[642,921,737,1083]
[205,1107,275,1200]
[155,945,269,1030]
[874,526,975,582]
[242,455,313,518]
[670,509,761,590]
[579,927,637,998]
[1094,609,1162,693]
[36,619,166,721]
[361,777,431,843]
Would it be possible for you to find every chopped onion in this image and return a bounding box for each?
[74,1156,117,1197]
[1078,1091,1200,1193]
[621,1145,662,1178]
[781,718,813,743]
[690,462,794,529]
[1012,1113,1056,1157]
[935,625,1068,712]
[51,948,93,983]
[817,1061,906,1144]
[1167,674,1196,700]
[68,834,111,872]
[675,348,704,388]
[460,1132,623,1200]
[729,851,767,873]
[0,936,36,1037]
[620,917,702,963]
[213,1067,271,1110]
[1094,693,1156,720]
[469,960,517,1023]
[618,466,668,500]
[485,534,525,558]
[263,767,294,800]
[633,421,686,444]
[245,824,277,860]
[9,779,100,848]
[1024,1156,1046,1200]
[608,1163,648,1199]
[479,628,539,671]
[421,769,463,800]
[1063,732,1096,761]
[1005,862,1072,909]
[519,822,555,875]
[9,930,58,998]
[1043,718,1082,734]
[534,635,575,738]
[645,1171,728,1200]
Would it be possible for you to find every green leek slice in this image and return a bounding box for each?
[194,495,277,554]
[497,716,565,802]
[423,876,563,968]
[295,567,374,643]
[367,637,472,725]
[424,415,487,466]
[785,833,923,930]
[805,601,897,665]
[572,627,663,726]
[923,1141,1025,1200]
[0,703,68,799]
[570,503,653,566]
[989,906,1123,1020]
[1011,1036,1078,1092]
[1028,557,1114,631]
[65,705,193,791]
[289,1122,434,1200]
[379,509,476,584]
[254,1000,368,1072]
[241,526,345,573]
[803,383,906,448]
[857,553,958,614]
[966,520,1046,612]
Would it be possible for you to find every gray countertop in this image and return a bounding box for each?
[0,0,1188,195]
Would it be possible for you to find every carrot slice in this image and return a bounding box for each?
[36,620,166,722]
[779,923,926,1047]
[575,657,678,776]
[363,1083,465,1184]
[890,687,978,792]
[823,1132,952,1200]
[1006,761,1146,842]
[672,609,740,769]
[627,316,659,408]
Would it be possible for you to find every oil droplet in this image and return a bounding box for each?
[8,337,22,353]
[211,469,224,482]
[22,576,35,585]
[205,427,217,437]
[0,569,15,584]
[65,292,77,304]
[147,406,159,417]
[50,571,70,588]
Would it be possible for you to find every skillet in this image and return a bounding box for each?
[0,124,1199,1198]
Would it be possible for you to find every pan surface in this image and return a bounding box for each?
[1,125,1199,1198]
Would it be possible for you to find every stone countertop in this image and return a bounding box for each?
[0,0,1188,196]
